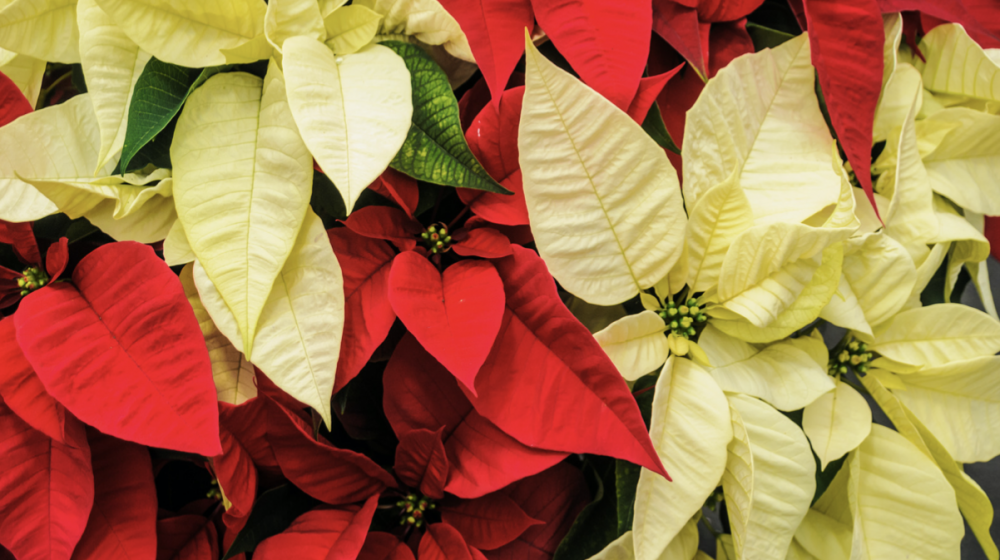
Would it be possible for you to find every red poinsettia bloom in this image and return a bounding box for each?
[334,204,512,394]
[246,392,587,560]
[0,220,68,309]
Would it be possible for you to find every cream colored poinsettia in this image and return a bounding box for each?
[519,31,869,560]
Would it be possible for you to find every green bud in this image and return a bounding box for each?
[428,226,437,234]
[407,516,416,524]
[687,327,696,337]
[421,232,429,239]
[680,317,693,328]
[857,363,869,374]
[848,341,860,351]
[436,241,444,248]
[669,321,679,329]
[839,365,848,374]
[687,298,697,307]
[444,235,452,243]
[679,305,690,315]
[696,314,707,322]
[667,301,676,308]
[689,305,700,315]
[667,308,678,317]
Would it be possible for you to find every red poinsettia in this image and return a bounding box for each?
[332,205,512,394]
[247,393,587,560]
[1,241,220,456]
[0,221,68,309]
[331,211,667,483]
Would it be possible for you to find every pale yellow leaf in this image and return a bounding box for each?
[594,311,669,382]
[716,222,850,327]
[847,424,963,560]
[519,36,686,306]
[180,264,257,405]
[96,0,267,67]
[892,355,1000,462]
[324,4,382,55]
[685,165,753,293]
[711,242,844,344]
[861,373,999,559]
[265,0,326,51]
[723,394,815,560]
[880,83,939,260]
[660,517,699,560]
[0,0,79,63]
[716,535,736,560]
[78,0,151,172]
[0,49,44,106]
[172,64,313,356]
[917,23,1000,101]
[632,357,730,560]
[871,303,1000,368]
[699,325,834,411]
[873,63,923,144]
[283,37,411,212]
[793,508,851,560]
[356,0,473,62]
[164,218,195,266]
[802,380,871,470]
[81,179,176,243]
[0,94,110,222]
[818,276,872,338]
[683,34,841,226]
[840,232,916,329]
[220,32,273,64]
[247,208,344,428]
[922,108,1000,215]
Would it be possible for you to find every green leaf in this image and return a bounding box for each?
[221,483,318,559]
[119,58,229,173]
[381,41,510,195]
[553,457,619,560]
[746,22,796,51]
[640,101,681,154]
[614,373,658,536]
[310,170,347,229]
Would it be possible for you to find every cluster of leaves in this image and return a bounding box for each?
[0,0,999,560]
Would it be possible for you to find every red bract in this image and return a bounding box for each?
[0,220,67,309]
[253,496,379,560]
[462,87,529,227]
[436,0,534,107]
[626,69,683,123]
[0,399,93,560]
[384,334,567,498]
[388,252,505,393]
[13,242,221,456]
[336,207,513,391]
[439,0,651,110]
[463,247,668,478]
[266,398,396,505]
[156,515,219,560]
[802,0,884,217]
[329,229,398,393]
[354,458,585,560]
[73,429,157,560]
[0,71,30,127]
[876,0,1000,48]
[369,169,421,217]
[0,317,68,443]
[651,0,760,79]
[212,408,259,538]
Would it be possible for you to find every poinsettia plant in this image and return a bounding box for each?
[1,0,1000,559]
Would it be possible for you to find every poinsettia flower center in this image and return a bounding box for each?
[658,298,708,340]
[828,338,874,376]
[395,492,436,528]
[17,266,49,296]
[419,223,453,255]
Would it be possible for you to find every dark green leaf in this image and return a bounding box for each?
[222,483,318,560]
[382,41,510,195]
[641,101,681,154]
[119,59,229,173]
[746,22,797,51]
[553,458,619,560]
[614,373,659,534]
[812,455,846,505]
[615,460,641,535]
[120,117,177,174]
[310,171,347,228]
